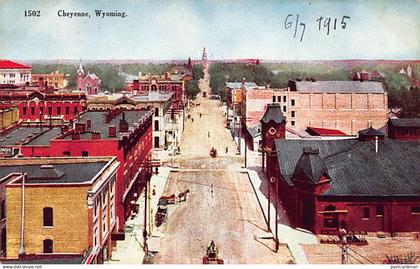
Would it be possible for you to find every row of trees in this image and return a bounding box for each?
[186,64,204,99]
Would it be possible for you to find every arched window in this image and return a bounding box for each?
[154,120,159,131]
[22,106,27,116]
[43,207,53,227]
[155,107,159,117]
[151,85,157,91]
[43,239,53,253]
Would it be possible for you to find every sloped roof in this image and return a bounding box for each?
[389,118,420,127]
[261,103,285,124]
[0,60,31,69]
[358,127,385,137]
[247,124,261,138]
[274,139,420,196]
[289,80,386,94]
[292,147,329,184]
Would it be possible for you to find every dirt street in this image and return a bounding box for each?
[153,67,293,264]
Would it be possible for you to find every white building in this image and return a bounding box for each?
[0,60,32,86]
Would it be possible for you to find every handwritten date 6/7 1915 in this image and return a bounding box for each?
[285,14,351,42]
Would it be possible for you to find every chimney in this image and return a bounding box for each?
[75,122,86,133]
[133,79,139,91]
[61,125,69,135]
[91,131,101,140]
[38,77,44,89]
[109,126,116,138]
[71,131,80,140]
[375,136,378,153]
[119,112,129,132]
[86,119,91,129]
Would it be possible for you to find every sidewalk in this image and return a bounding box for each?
[106,167,171,264]
[233,133,318,264]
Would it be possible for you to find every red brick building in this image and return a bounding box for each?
[0,89,86,123]
[127,72,186,110]
[0,60,31,86]
[262,111,420,234]
[18,110,153,235]
[388,118,420,141]
[76,61,101,95]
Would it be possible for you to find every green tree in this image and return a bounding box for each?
[186,80,200,99]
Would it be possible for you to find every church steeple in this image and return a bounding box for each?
[77,59,84,75]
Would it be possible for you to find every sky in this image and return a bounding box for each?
[0,0,419,60]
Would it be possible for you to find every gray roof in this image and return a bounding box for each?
[226,82,257,89]
[275,139,420,197]
[0,128,39,146]
[25,128,62,146]
[358,127,385,137]
[292,147,329,184]
[68,110,151,140]
[261,103,286,124]
[0,161,108,184]
[290,80,386,94]
[247,124,261,138]
[389,118,420,127]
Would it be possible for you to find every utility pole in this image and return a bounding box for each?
[275,177,279,253]
[238,119,241,154]
[244,140,247,168]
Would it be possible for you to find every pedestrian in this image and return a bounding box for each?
[192,118,194,123]
[200,113,202,118]
[225,146,228,154]
[208,131,210,138]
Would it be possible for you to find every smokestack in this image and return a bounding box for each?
[375,136,378,153]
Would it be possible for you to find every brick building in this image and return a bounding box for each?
[271,80,388,135]
[76,61,101,95]
[226,81,257,109]
[0,107,18,130]
[0,157,118,263]
[260,110,420,234]
[32,71,67,89]
[240,86,273,127]
[388,118,420,141]
[127,72,186,110]
[0,89,87,123]
[87,91,183,149]
[19,110,153,234]
[0,60,31,86]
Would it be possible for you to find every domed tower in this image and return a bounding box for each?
[76,59,85,91]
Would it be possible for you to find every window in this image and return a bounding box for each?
[57,107,61,115]
[277,96,281,102]
[155,107,159,117]
[43,207,53,227]
[283,96,286,102]
[412,206,420,214]
[154,120,159,131]
[272,96,276,102]
[65,107,70,115]
[291,99,296,106]
[283,106,286,112]
[63,151,70,156]
[376,205,384,216]
[291,121,295,126]
[82,151,89,157]
[0,200,5,220]
[291,111,296,117]
[48,107,52,115]
[363,207,370,219]
[31,107,35,115]
[43,239,53,253]
[74,107,79,115]
[22,107,27,115]
[39,107,44,115]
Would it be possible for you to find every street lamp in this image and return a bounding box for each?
[267,176,276,233]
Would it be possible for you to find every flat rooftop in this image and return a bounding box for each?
[0,158,111,184]
[0,127,61,147]
[65,110,151,140]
